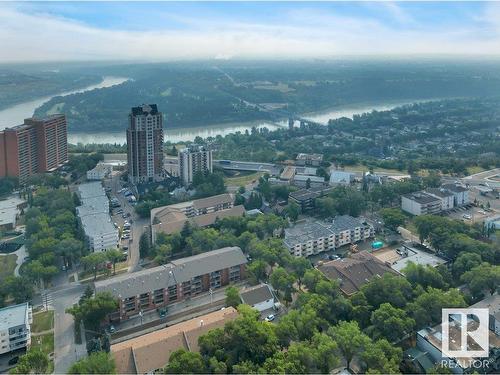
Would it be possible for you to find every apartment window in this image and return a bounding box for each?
[139,293,150,308]
[153,289,164,305]
[124,296,136,312]
[168,285,177,301]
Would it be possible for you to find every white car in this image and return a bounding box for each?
[264,314,275,322]
[463,214,472,220]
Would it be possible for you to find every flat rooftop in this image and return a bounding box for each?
[0,303,30,330]
[372,245,446,272]
[402,191,441,204]
[77,181,106,200]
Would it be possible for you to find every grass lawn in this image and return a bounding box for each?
[32,311,54,333]
[0,254,17,281]
[224,171,264,187]
[466,166,486,175]
[31,333,54,355]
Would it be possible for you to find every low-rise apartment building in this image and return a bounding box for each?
[401,192,442,216]
[317,252,397,296]
[111,308,238,374]
[442,183,469,206]
[284,216,374,257]
[288,186,332,212]
[94,247,247,321]
[295,153,323,167]
[76,182,118,252]
[0,303,32,355]
[86,162,112,180]
[426,188,455,210]
[150,193,244,243]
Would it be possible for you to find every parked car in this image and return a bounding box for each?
[264,314,275,322]
[463,214,472,220]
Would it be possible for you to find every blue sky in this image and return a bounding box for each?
[1,2,499,62]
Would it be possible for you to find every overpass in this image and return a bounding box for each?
[214,160,281,175]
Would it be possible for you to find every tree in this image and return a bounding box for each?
[361,338,402,374]
[139,232,151,259]
[284,202,300,222]
[225,286,241,308]
[11,349,49,374]
[402,262,446,290]
[67,351,116,374]
[370,303,415,342]
[81,252,108,280]
[361,273,413,309]
[289,256,311,288]
[164,349,207,374]
[407,287,466,328]
[66,292,118,332]
[56,237,84,268]
[269,267,296,299]
[461,263,500,298]
[453,252,482,279]
[106,249,124,275]
[379,208,406,231]
[328,321,370,370]
[247,260,268,282]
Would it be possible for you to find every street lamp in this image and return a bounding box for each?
[209,288,213,305]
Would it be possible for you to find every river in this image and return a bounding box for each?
[67,101,417,145]
[0,76,129,129]
[0,76,420,144]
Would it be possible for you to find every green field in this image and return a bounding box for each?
[32,310,54,333]
[0,254,17,281]
[224,171,264,187]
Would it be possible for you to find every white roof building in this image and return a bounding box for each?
[0,303,32,355]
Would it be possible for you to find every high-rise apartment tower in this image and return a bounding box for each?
[178,144,213,186]
[126,104,164,184]
[0,114,68,183]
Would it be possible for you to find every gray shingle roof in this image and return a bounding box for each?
[240,284,274,306]
[95,247,247,299]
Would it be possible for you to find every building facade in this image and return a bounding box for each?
[0,115,68,183]
[295,153,323,167]
[401,192,442,216]
[0,303,32,355]
[127,104,164,184]
[426,188,455,210]
[442,184,469,206]
[284,216,374,257]
[86,163,112,180]
[178,144,213,186]
[94,247,247,321]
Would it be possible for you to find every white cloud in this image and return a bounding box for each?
[0,4,498,62]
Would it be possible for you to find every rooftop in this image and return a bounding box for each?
[296,153,323,161]
[240,284,274,306]
[470,293,500,320]
[77,181,106,200]
[293,174,325,183]
[289,189,321,202]
[426,188,454,198]
[131,104,159,116]
[402,191,441,205]
[79,212,117,238]
[317,252,397,296]
[284,216,372,248]
[442,183,468,193]
[95,247,247,299]
[0,303,30,330]
[111,307,238,374]
[279,166,296,181]
[330,171,355,183]
[372,245,447,272]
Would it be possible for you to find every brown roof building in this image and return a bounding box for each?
[0,115,68,183]
[150,193,245,243]
[111,307,238,374]
[317,251,397,296]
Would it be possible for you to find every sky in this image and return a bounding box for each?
[0,1,499,62]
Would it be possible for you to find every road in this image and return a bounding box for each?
[104,173,148,273]
[52,283,87,374]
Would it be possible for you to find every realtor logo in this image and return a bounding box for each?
[441,308,489,358]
